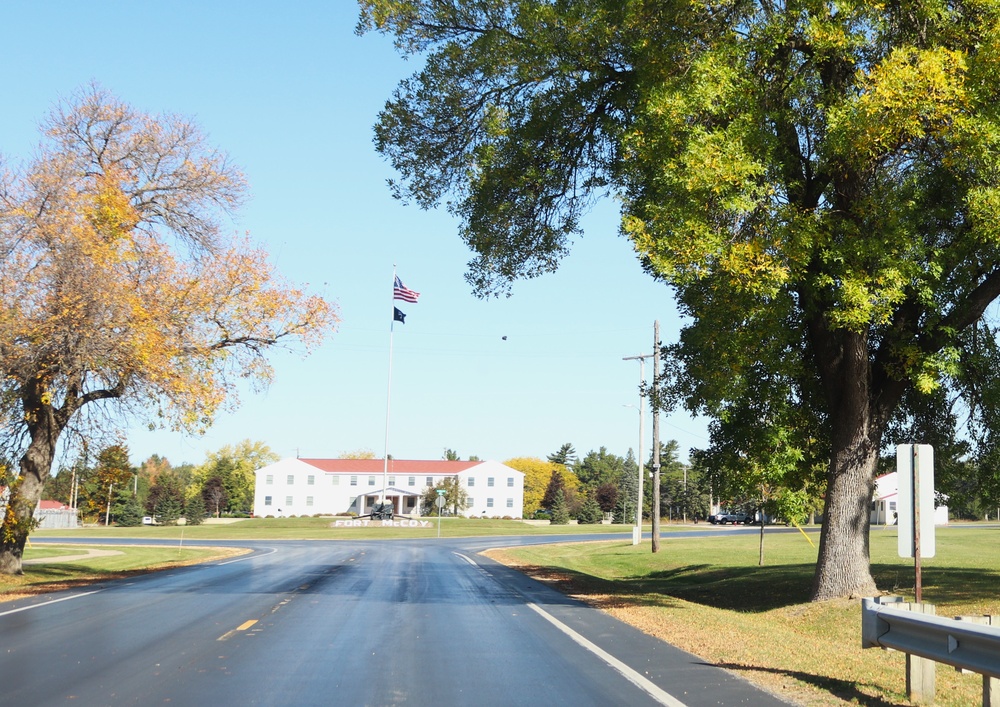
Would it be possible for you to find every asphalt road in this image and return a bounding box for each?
[1,535,791,707]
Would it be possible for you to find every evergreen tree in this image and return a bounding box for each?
[541,469,566,512]
[184,494,207,526]
[576,493,603,524]
[549,490,570,525]
[154,493,183,525]
[617,449,640,524]
[149,471,185,525]
[115,495,144,527]
[547,443,577,467]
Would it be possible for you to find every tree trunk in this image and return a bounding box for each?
[0,404,63,575]
[806,320,897,601]
[811,426,880,601]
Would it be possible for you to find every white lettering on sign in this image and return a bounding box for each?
[332,519,432,528]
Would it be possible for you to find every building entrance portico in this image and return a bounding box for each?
[362,488,421,517]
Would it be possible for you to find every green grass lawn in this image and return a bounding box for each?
[32,515,637,540]
[490,525,1000,707]
[1,544,243,600]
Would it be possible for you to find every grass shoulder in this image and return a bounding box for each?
[486,526,1000,707]
[0,544,247,604]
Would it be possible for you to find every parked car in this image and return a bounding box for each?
[709,511,751,525]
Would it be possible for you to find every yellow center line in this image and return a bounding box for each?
[218,619,258,641]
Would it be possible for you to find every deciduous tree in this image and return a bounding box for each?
[191,441,278,516]
[420,476,469,516]
[360,1,1000,599]
[201,476,228,518]
[0,87,335,573]
[504,457,561,517]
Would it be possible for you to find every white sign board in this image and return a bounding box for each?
[896,444,935,559]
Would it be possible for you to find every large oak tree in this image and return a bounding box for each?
[360,0,1000,599]
[0,87,336,573]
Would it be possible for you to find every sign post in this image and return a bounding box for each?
[435,490,446,538]
[896,444,935,602]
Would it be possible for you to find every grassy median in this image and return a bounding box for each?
[486,525,1000,707]
[0,544,247,602]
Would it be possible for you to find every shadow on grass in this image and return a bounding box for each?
[712,663,906,707]
[871,564,1000,605]
[512,561,817,612]
[519,557,1000,615]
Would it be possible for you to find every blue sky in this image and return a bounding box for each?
[1,2,708,468]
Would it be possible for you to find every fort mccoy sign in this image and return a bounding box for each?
[331,519,433,528]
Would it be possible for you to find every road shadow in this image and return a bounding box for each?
[711,662,907,707]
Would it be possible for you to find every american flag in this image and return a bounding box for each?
[393,275,420,303]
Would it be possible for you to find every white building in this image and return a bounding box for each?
[253,458,525,519]
[870,471,949,525]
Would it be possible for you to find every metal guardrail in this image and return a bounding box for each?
[862,597,1000,706]
[861,598,1000,678]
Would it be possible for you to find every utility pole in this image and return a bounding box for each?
[652,319,661,553]
[623,352,653,546]
[105,483,114,526]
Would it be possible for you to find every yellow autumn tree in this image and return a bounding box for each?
[503,457,578,517]
[0,86,337,573]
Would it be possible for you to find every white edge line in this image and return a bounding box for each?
[0,589,104,618]
[526,602,688,707]
[456,551,686,707]
[217,547,278,565]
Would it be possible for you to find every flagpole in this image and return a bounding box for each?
[382,265,396,509]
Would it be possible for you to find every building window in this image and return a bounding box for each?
[426,476,433,487]
[287,475,295,485]
[368,476,376,486]
[307,475,315,486]
[264,496,272,506]
[332,476,340,485]
[306,496,314,507]
[507,477,514,487]
[285,496,293,506]
[467,477,475,487]
[506,498,513,508]
[487,477,494,487]
[265,475,273,485]
[408,476,415,487]
[388,476,396,486]
[350,476,358,486]
[467,497,475,509]
[487,498,494,508]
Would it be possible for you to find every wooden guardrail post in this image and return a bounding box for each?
[905,602,936,704]
[868,597,937,704]
[956,616,1000,707]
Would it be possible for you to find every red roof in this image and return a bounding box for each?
[299,459,481,474]
[38,500,71,510]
